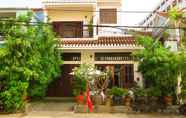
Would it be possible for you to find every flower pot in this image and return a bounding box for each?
[124,96,132,106]
[112,96,123,106]
[164,96,173,106]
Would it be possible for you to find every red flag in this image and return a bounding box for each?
[86,81,93,112]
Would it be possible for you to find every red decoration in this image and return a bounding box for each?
[76,94,84,104]
[86,81,93,112]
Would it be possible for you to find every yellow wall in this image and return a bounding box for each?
[46,7,93,22]
[81,51,94,64]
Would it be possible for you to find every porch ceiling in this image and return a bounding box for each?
[57,36,142,50]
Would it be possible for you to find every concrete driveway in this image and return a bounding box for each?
[1,111,186,118]
[0,101,186,118]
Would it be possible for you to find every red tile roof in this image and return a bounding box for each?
[57,36,141,49]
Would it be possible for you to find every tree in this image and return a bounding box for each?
[0,12,61,112]
[133,36,179,96]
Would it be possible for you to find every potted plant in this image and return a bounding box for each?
[164,94,173,106]
[161,82,176,106]
[133,87,148,104]
[108,87,126,106]
[132,87,148,112]
[88,18,93,37]
[146,87,161,111]
[146,87,161,103]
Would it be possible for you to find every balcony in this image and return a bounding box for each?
[53,21,93,38]
[43,0,96,4]
[95,53,134,61]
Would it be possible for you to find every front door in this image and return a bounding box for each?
[47,64,77,97]
[96,64,134,88]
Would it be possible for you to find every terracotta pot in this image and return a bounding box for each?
[112,96,123,106]
[164,96,173,106]
[124,96,132,106]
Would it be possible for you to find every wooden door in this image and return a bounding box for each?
[47,64,78,97]
[52,22,83,38]
[123,64,134,88]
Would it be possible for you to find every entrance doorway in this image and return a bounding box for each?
[47,64,77,97]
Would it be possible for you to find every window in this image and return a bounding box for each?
[34,11,45,22]
[100,9,117,24]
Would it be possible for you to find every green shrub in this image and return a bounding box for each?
[133,87,147,97]
[108,87,128,97]
[0,12,61,112]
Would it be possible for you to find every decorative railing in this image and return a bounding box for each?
[44,0,96,3]
[62,53,81,61]
[95,53,134,61]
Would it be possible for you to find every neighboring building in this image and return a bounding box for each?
[0,0,44,43]
[140,0,186,51]
[42,0,143,97]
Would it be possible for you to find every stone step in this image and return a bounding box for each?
[29,97,76,112]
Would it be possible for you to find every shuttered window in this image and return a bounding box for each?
[100,9,117,24]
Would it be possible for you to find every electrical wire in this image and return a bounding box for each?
[0,19,185,29]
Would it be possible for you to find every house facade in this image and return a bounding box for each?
[41,0,143,97]
[0,0,144,97]
[140,0,186,51]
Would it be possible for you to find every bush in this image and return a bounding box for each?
[133,87,147,97]
[0,13,61,112]
[108,87,128,97]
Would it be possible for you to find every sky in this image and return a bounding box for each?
[122,0,162,25]
[0,0,162,25]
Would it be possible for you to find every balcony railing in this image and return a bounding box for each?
[95,53,134,61]
[44,0,96,3]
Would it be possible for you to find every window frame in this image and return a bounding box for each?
[99,8,117,24]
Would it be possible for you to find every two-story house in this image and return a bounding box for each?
[140,0,186,51]
[42,0,143,97]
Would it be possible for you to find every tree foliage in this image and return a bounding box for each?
[133,36,186,96]
[0,13,61,112]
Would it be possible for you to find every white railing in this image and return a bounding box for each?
[177,0,186,9]
[43,0,96,3]
[98,27,125,36]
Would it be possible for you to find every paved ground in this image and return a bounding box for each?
[0,100,186,118]
[1,111,186,118]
